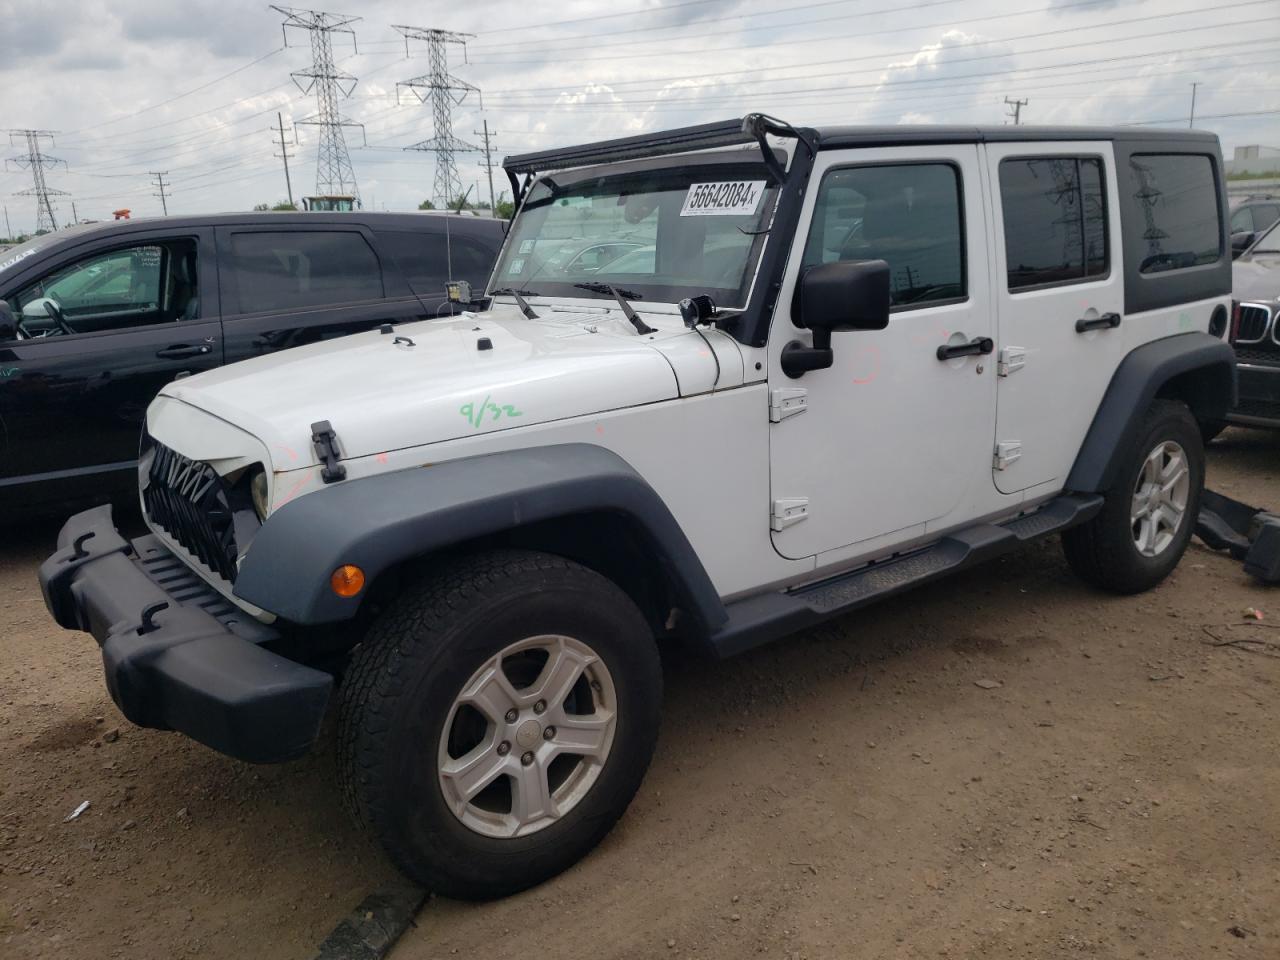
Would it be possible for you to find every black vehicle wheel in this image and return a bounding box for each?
[1062,399,1204,594]
[338,549,662,900]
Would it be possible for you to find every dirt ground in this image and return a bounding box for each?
[1,428,1277,960]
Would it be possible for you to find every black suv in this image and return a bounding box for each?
[1229,193,1280,258]
[0,211,504,514]
[1229,218,1280,428]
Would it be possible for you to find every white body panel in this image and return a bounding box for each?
[766,144,1011,562]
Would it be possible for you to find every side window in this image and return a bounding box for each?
[1230,207,1255,233]
[11,239,198,337]
[1127,154,1221,274]
[1257,204,1280,232]
[228,231,382,314]
[378,229,497,297]
[801,163,965,308]
[999,156,1108,290]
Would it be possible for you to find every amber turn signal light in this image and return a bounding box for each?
[330,564,366,598]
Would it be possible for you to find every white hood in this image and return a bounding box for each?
[156,304,730,467]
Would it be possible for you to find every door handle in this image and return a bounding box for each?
[936,336,994,361]
[1075,312,1122,333]
[155,343,212,359]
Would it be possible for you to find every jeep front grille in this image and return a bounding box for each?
[1234,303,1273,343]
[142,441,240,582]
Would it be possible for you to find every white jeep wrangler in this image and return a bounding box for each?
[40,115,1236,899]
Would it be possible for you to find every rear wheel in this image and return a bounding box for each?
[1062,399,1204,594]
[338,549,661,899]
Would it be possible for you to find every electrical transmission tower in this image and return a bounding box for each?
[394,25,479,208]
[273,6,363,202]
[6,129,68,233]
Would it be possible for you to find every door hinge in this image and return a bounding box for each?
[771,498,810,531]
[993,441,1022,471]
[769,387,808,422]
[998,346,1026,377]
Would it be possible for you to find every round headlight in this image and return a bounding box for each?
[250,468,270,521]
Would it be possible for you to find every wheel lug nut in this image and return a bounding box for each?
[533,699,546,715]
[504,708,518,723]
[497,741,511,756]
[521,751,535,766]
[543,726,556,741]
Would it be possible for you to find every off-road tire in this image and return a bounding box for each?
[337,548,662,900]
[1062,399,1204,594]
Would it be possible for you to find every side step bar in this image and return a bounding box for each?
[1195,489,1280,584]
[710,493,1103,658]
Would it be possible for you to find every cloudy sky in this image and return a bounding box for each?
[1,0,1276,231]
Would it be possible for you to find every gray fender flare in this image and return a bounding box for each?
[234,443,728,632]
[1066,332,1236,493]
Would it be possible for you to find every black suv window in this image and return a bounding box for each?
[802,163,965,309]
[1127,154,1221,274]
[999,157,1107,290]
[9,239,199,338]
[378,228,497,298]
[228,231,382,313]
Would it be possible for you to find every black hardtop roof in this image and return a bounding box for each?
[27,210,503,249]
[504,116,1220,175]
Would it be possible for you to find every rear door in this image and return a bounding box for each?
[215,223,428,364]
[986,143,1124,495]
[0,228,220,505]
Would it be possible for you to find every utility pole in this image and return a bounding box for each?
[475,119,498,216]
[1189,82,1200,128]
[393,25,479,208]
[151,171,171,216]
[3,204,11,239]
[273,5,364,201]
[6,129,68,232]
[1004,97,1028,125]
[273,111,296,208]
[71,201,79,225]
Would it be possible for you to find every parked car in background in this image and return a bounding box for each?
[1228,218,1280,429]
[1229,193,1280,258]
[0,211,504,515]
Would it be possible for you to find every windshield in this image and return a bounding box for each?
[1252,219,1280,254]
[491,160,779,308]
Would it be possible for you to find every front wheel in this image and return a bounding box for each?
[338,549,662,899]
[1062,399,1204,594]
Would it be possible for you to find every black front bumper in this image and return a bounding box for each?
[39,506,332,763]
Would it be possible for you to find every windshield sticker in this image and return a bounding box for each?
[518,239,537,255]
[0,247,38,273]
[509,257,526,275]
[680,181,766,217]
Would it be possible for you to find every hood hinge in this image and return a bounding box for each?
[769,387,808,422]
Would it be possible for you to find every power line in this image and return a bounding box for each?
[393,25,479,207]
[6,129,68,233]
[274,5,363,200]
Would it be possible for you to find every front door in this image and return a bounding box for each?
[986,142,1124,494]
[768,145,1000,561]
[0,229,220,507]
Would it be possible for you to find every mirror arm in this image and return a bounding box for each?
[779,329,833,379]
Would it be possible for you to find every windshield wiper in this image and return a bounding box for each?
[573,283,655,335]
[491,287,539,320]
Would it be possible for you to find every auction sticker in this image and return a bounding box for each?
[680,181,766,217]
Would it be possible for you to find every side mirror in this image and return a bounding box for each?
[22,297,53,319]
[1231,231,1256,258]
[0,301,15,341]
[782,260,891,378]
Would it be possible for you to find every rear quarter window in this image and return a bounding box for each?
[1127,154,1221,274]
[378,228,499,299]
